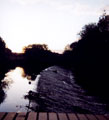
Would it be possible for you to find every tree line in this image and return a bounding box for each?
[0,13,109,97]
[63,13,109,97]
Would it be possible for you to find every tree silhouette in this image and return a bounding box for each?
[22,44,61,80]
[0,37,6,59]
[63,14,109,97]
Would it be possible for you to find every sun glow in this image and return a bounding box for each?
[3,11,75,53]
[0,0,107,53]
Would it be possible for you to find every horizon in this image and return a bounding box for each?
[0,0,109,53]
[0,1,109,113]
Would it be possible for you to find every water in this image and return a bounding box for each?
[0,66,109,114]
[0,67,40,112]
[33,66,109,114]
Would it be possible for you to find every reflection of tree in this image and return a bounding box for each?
[0,13,109,100]
[0,66,12,105]
[24,91,44,112]
[0,37,13,104]
[0,80,7,104]
[0,37,14,104]
[0,89,6,104]
[22,44,61,80]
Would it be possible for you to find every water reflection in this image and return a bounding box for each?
[0,67,39,112]
[0,83,6,105]
[0,66,109,114]
[0,71,10,105]
[24,66,109,114]
[22,64,45,81]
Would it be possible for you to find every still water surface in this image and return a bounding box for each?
[0,67,39,112]
[0,66,109,114]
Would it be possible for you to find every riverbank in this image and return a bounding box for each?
[27,66,109,114]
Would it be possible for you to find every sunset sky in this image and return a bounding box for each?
[0,0,109,52]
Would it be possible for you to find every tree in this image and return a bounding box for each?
[23,44,48,53]
[0,37,6,57]
[64,14,109,96]
[22,44,60,78]
[23,44,50,63]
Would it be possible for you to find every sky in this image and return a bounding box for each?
[0,0,109,53]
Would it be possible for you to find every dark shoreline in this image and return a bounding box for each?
[25,66,109,114]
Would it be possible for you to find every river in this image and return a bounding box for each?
[0,66,109,114]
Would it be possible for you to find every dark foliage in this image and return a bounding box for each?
[63,14,109,98]
[0,14,109,100]
[21,44,62,80]
[0,81,7,104]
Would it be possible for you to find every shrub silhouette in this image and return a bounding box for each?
[63,14,109,97]
[22,44,61,80]
[0,14,109,98]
